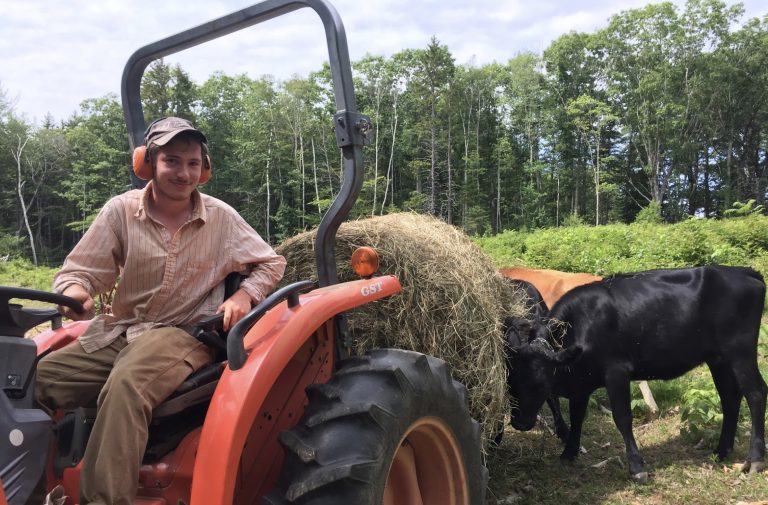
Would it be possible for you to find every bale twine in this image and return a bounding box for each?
[276,212,527,448]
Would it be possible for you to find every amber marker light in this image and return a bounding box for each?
[351,246,380,278]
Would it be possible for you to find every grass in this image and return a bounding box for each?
[484,319,768,504]
[0,259,60,335]
[0,258,57,292]
[487,398,768,504]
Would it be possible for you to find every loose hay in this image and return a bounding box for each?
[276,212,528,448]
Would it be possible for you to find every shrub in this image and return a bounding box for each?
[561,213,585,228]
[714,215,768,255]
[0,233,27,260]
[0,258,57,291]
[723,199,765,218]
[634,201,662,224]
[478,215,768,277]
[680,386,724,446]
[474,229,527,268]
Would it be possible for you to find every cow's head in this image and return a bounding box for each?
[504,318,582,431]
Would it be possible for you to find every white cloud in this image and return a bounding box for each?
[1,0,766,123]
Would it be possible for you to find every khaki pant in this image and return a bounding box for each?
[34,327,213,505]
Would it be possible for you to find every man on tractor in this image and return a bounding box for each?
[31,117,286,505]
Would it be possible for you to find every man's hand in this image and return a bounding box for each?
[59,284,94,320]
[217,289,252,331]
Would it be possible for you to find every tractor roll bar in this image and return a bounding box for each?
[121,0,370,287]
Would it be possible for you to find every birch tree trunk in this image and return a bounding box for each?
[429,86,437,215]
[299,133,305,228]
[265,114,275,242]
[381,90,399,215]
[372,82,382,216]
[312,137,321,214]
[446,99,453,224]
[12,135,37,266]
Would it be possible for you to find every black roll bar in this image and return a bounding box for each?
[120,0,369,287]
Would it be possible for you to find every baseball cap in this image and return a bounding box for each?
[145,117,207,147]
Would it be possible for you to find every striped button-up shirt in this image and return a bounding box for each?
[53,182,286,352]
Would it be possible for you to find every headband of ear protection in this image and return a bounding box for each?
[132,117,212,183]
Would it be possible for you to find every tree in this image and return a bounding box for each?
[413,37,455,216]
[142,60,198,120]
[503,53,549,229]
[8,120,36,264]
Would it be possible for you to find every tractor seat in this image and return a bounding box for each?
[152,361,224,418]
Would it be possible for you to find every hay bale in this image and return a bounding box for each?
[276,212,527,448]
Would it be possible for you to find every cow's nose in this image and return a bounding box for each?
[510,416,536,432]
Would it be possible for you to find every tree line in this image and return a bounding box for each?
[0,0,766,266]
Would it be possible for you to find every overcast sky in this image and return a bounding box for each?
[2,0,766,124]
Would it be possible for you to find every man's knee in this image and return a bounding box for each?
[97,368,144,409]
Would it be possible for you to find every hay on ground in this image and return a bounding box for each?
[276,212,527,448]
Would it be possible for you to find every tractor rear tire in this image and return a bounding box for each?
[263,348,487,505]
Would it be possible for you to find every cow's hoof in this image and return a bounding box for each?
[742,460,765,474]
[631,471,649,484]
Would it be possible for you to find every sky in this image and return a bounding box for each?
[2,0,766,124]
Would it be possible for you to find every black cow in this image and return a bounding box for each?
[506,266,767,483]
[501,279,569,443]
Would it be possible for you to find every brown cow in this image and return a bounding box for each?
[499,267,602,308]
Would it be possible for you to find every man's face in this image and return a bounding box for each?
[152,138,203,202]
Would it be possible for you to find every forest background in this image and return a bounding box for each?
[0,0,766,267]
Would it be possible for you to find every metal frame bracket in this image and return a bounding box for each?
[333,111,372,147]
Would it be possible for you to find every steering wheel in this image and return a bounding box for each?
[0,286,85,337]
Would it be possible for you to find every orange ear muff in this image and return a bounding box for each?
[132,146,152,181]
[200,156,212,184]
[132,146,213,183]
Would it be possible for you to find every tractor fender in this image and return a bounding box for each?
[190,275,401,505]
[33,321,90,356]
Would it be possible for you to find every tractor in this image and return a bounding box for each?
[0,0,487,503]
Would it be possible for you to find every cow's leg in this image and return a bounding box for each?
[561,396,588,462]
[604,372,647,482]
[731,358,767,473]
[707,360,742,461]
[546,397,570,442]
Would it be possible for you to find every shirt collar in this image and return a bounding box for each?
[134,181,208,223]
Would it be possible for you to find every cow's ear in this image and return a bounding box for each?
[551,345,582,365]
[503,317,532,349]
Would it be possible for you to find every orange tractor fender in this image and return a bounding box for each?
[33,320,90,355]
[191,275,401,504]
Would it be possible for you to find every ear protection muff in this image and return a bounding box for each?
[132,146,212,183]
[132,117,212,183]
